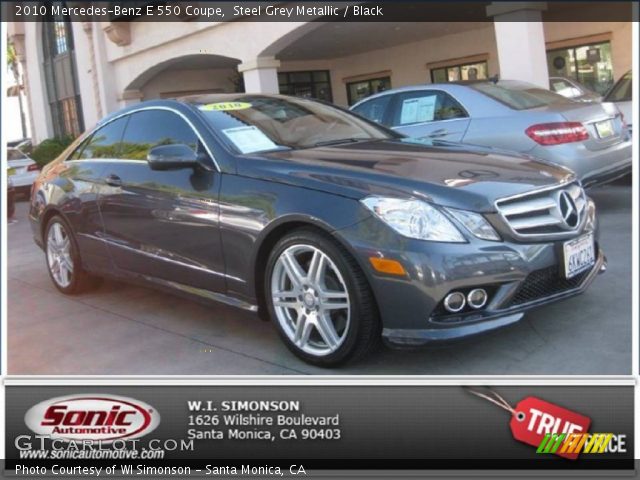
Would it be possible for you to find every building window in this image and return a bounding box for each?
[42,8,84,138]
[430,61,488,83]
[278,71,333,102]
[346,77,391,106]
[547,41,613,95]
[53,21,69,55]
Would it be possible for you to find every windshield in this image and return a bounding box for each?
[605,72,631,102]
[470,81,572,110]
[195,95,393,154]
[7,149,27,160]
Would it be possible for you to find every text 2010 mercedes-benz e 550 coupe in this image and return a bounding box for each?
[30,94,605,366]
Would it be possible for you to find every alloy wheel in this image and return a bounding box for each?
[271,244,351,357]
[46,222,74,288]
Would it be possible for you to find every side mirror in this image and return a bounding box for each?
[147,144,199,171]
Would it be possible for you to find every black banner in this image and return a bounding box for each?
[3,384,634,474]
[2,1,636,23]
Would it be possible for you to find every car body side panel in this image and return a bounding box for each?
[218,173,371,301]
[97,161,226,293]
[393,118,471,142]
[29,160,112,272]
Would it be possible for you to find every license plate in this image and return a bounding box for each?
[7,167,16,176]
[595,119,614,138]
[563,233,595,279]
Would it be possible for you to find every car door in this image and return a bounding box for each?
[52,117,129,272]
[97,108,225,293]
[387,90,470,142]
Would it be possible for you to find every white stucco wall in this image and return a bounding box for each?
[71,22,101,130]
[22,22,51,143]
[280,24,499,106]
[140,67,237,99]
[104,21,307,97]
[15,19,633,142]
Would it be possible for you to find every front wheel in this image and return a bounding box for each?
[265,229,380,367]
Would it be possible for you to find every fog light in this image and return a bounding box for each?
[443,292,466,313]
[467,289,488,309]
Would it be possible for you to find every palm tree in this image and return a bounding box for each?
[7,42,27,140]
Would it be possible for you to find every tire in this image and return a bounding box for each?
[44,215,102,294]
[265,228,380,367]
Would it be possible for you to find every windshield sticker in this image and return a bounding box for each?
[199,102,252,112]
[400,95,437,125]
[222,126,278,154]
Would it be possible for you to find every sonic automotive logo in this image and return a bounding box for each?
[25,394,160,443]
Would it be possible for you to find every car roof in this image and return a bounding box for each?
[97,94,294,126]
[350,79,535,108]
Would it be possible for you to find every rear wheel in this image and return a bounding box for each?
[265,228,380,367]
[45,215,101,294]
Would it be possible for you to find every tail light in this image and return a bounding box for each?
[27,164,40,172]
[525,122,589,146]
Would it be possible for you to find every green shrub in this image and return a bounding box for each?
[30,135,75,167]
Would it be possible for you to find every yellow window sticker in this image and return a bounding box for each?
[199,102,252,112]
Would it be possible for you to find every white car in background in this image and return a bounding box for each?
[7,148,39,197]
[604,71,632,135]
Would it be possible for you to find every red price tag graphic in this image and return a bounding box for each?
[510,396,591,460]
[468,389,591,461]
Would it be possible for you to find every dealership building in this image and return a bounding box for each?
[8,2,632,143]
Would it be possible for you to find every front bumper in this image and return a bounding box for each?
[382,251,605,346]
[335,214,603,347]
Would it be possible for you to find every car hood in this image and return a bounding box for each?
[238,139,575,212]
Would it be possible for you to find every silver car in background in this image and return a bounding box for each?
[351,80,631,187]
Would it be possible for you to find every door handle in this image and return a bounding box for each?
[428,129,449,138]
[105,174,122,187]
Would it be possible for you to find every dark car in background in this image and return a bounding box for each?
[30,95,605,366]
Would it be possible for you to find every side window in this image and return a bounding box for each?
[68,136,91,160]
[390,91,467,127]
[75,117,129,160]
[120,110,199,160]
[435,92,467,120]
[352,95,392,126]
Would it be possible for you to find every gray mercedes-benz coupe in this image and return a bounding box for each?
[30,94,605,366]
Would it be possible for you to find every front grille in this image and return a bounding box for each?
[507,265,592,307]
[496,183,586,237]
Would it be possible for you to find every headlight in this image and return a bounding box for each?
[361,197,465,242]
[445,208,501,241]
